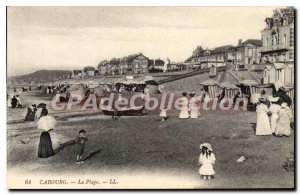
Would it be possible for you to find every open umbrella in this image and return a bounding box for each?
[37,116,57,131]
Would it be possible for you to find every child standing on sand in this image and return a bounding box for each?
[160,107,168,121]
[76,129,88,164]
[198,143,216,181]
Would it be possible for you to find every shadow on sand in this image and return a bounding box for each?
[82,149,102,161]
[54,139,76,154]
[250,123,256,133]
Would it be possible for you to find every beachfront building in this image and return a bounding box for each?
[115,53,150,74]
[130,53,150,74]
[98,60,111,76]
[83,66,96,77]
[71,70,83,79]
[149,59,165,70]
[188,46,205,70]
[260,7,294,85]
[263,62,294,85]
[227,39,263,71]
[119,57,130,75]
[186,45,234,71]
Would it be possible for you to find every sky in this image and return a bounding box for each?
[7,6,277,76]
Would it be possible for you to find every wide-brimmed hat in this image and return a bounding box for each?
[281,102,288,108]
[268,96,279,102]
[200,143,213,151]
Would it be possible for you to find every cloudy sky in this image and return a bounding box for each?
[7,6,277,76]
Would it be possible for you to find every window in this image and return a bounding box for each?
[266,38,269,47]
[271,36,274,46]
[289,49,294,60]
[290,28,294,47]
[283,34,287,45]
[248,48,253,56]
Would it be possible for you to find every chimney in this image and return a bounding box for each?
[238,39,242,46]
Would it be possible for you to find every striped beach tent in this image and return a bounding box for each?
[218,82,239,100]
[200,79,219,100]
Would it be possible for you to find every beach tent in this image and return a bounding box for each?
[138,76,159,94]
[200,79,219,100]
[218,82,239,100]
[237,79,259,95]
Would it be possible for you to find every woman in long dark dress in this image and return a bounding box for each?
[38,129,55,158]
[11,96,18,108]
[40,107,48,117]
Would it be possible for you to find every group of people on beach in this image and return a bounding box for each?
[7,94,22,109]
[24,104,49,122]
[256,96,293,137]
[38,84,69,94]
[159,91,203,121]
[29,102,88,164]
[9,81,294,183]
[179,91,205,119]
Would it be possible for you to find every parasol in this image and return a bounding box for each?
[37,115,57,131]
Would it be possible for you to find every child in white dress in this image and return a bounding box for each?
[160,107,167,121]
[256,101,272,135]
[198,143,216,181]
[275,103,293,137]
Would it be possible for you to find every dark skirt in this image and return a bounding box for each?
[38,131,55,158]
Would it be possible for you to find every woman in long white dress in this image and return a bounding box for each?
[256,101,272,135]
[189,92,201,119]
[275,103,293,137]
[179,92,189,119]
[269,102,281,133]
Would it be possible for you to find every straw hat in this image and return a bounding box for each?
[200,143,213,151]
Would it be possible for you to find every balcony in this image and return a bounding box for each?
[261,44,290,53]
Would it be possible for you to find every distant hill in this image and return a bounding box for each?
[7,69,72,86]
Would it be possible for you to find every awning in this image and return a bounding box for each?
[273,63,285,70]
[238,79,259,86]
[219,82,238,89]
[200,79,219,86]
